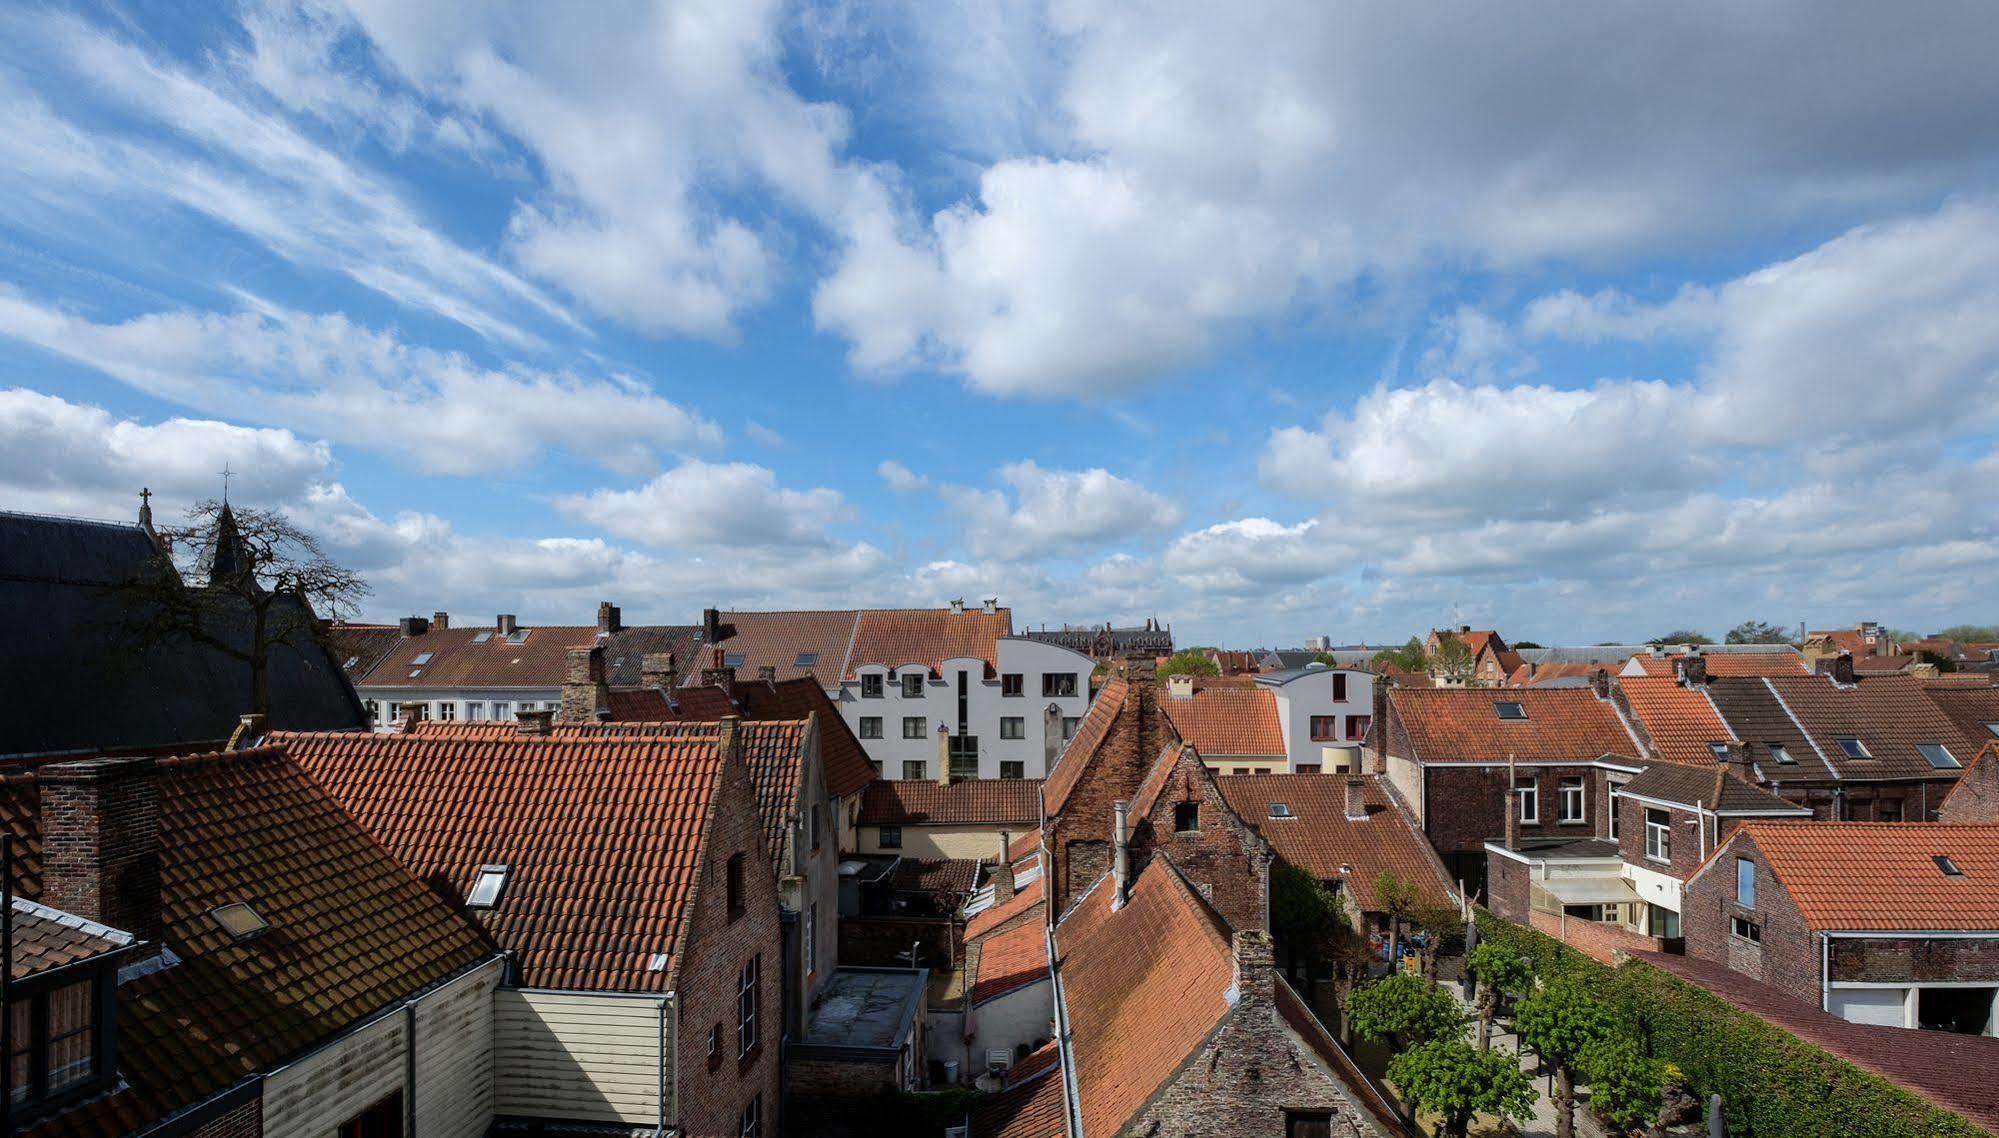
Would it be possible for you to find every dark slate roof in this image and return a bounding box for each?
[1618,762,1811,815]
[329,624,402,681]
[1704,677,1839,784]
[1020,622,1173,658]
[0,512,366,760]
[602,625,710,687]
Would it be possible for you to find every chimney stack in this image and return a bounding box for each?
[398,704,422,733]
[1123,652,1157,681]
[949,598,966,615]
[1230,929,1276,1006]
[981,597,998,615]
[758,665,777,685]
[641,652,678,691]
[1503,753,1521,849]
[1727,742,1755,785]
[937,724,954,786]
[1344,777,1367,822]
[1590,668,1611,699]
[431,611,449,631]
[1043,703,1065,771]
[41,758,163,945]
[1168,674,1195,700]
[596,601,622,634]
[515,708,554,736]
[993,832,1016,904]
[1674,654,1707,687]
[560,645,610,722]
[399,615,430,637]
[1112,800,1131,908]
[1818,651,1857,686]
[702,607,722,643]
[496,614,517,636]
[701,650,736,701]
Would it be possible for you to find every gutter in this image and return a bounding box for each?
[1046,919,1084,1138]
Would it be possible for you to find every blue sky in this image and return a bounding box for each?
[2,0,1997,646]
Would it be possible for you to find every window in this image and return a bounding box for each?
[1767,742,1795,765]
[1735,858,1756,907]
[861,673,884,699]
[1558,777,1585,824]
[708,1023,721,1059]
[736,956,761,1058]
[1917,742,1961,769]
[1937,855,1965,877]
[1645,808,1671,861]
[543,701,559,711]
[949,736,979,781]
[1608,785,1622,840]
[724,653,745,667]
[1000,716,1025,740]
[880,824,904,848]
[901,761,926,781]
[338,1092,403,1138]
[1347,716,1371,741]
[1495,701,1527,720]
[472,632,491,644]
[1286,1111,1335,1138]
[902,716,927,740]
[859,716,883,739]
[1174,802,1200,832]
[1043,673,1079,698]
[1986,722,1999,739]
[1061,716,1080,740]
[1514,777,1538,824]
[1268,802,1294,819]
[210,902,268,941]
[1332,673,1348,702]
[795,651,818,667]
[901,673,926,698]
[43,982,94,1097]
[437,701,456,721]
[1878,798,1904,822]
[1730,916,1762,944]
[411,652,434,666]
[727,853,746,919]
[491,700,510,719]
[1833,735,1872,759]
[804,902,817,969]
[467,865,509,909]
[738,1093,762,1138]
[466,701,484,720]
[364,699,380,723]
[1001,673,1024,697]
[869,760,883,776]
[999,761,1025,780]
[1309,716,1339,741]
[1707,741,1729,761]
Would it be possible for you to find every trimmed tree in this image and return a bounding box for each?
[1516,976,1617,1138]
[1346,974,1465,1049]
[1270,863,1347,979]
[1467,940,1531,1050]
[1159,649,1220,677]
[1375,871,1420,971]
[1578,1035,1674,1136]
[1387,1039,1536,1138]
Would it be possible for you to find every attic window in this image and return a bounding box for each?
[466,865,509,908]
[343,656,359,669]
[1494,701,1527,720]
[724,653,746,668]
[1707,742,1730,761]
[647,952,671,973]
[210,902,268,942]
[795,652,818,667]
[472,631,492,643]
[411,652,434,666]
[1936,855,1965,877]
[1767,742,1795,765]
[505,629,531,644]
[1268,802,1294,819]
[1833,735,1872,759]
[1917,742,1961,770]
[1986,722,1999,738]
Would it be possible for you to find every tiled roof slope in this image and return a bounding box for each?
[10,900,134,981]
[601,625,708,687]
[891,857,982,898]
[1624,652,1809,678]
[3,748,490,1136]
[739,678,879,798]
[329,623,403,681]
[1703,678,1838,783]
[965,876,1043,941]
[1216,775,1453,913]
[1765,674,1981,780]
[349,624,600,689]
[1159,687,1284,757]
[1730,822,1999,930]
[971,917,1049,1004]
[1506,662,1610,688]
[856,779,1043,827]
[604,684,738,722]
[278,727,734,990]
[714,610,860,688]
[1923,683,1999,755]
[1389,687,1639,764]
[1617,763,1808,816]
[850,608,1013,676]
[1042,678,1127,817]
[1056,862,1233,1138]
[1618,676,1738,766]
[969,1064,1065,1138]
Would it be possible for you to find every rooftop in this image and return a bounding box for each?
[1159,686,1285,757]
[1720,822,1999,931]
[1214,774,1454,913]
[799,967,928,1051]
[970,917,1050,1005]
[858,777,1044,827]
[1389,686,1640,765]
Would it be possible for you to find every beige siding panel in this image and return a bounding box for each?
[415,959,504,1138]
[262,1012,405,1138]
[858,824,1018,860]
[494,990,672,1125]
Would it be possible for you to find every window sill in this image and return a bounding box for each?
[1558,820,1588,827]
[1645,855,1671,866]
[738,1042,763,1073]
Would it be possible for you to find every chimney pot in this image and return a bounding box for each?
[993,831,1016,904]
[40,758,163,944]
[496,614,517,636]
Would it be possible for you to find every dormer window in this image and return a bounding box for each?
[861,673,884,699]
[466,865,509,909]
[1917,742,1961,770]
[1833,736,1871,759]
[1494,701,1527,720]
[8,978,108,1110]
[210,902,268,941]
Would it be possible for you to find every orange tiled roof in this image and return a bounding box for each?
[850,607,1013,677]
[1625,652,1809,678]
[349,624,601,688]
[1389,687,1639,764]
[1729,822,1999,930]
[970,1062,1066,1138]
[1506,661,1612,687]
[857,778,1043,827]
[1043,678,1128,817]
[1216,775,1452,913]
[605,683,739,721]
[10,901,133,981]
[279,726,740,991]
[739,677,879,798]
[713,609,861,688]
[971,917,1049,1004]
[1056,862,1233,1137]
[1159,687,1284,758]
[1617,676,1738,766]
[966,876,1044,941]
[1007,829,1041,865]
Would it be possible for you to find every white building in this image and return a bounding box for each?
[1159,665,1377,775]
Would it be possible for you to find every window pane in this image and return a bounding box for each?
[46,981,94,1092]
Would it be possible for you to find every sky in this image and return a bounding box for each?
[1,0,1997,647]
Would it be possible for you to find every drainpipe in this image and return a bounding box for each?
[660,992,675,1138]
[1820,934,1830,1014]
[403,1002,417,1136]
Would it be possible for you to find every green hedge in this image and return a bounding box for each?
[1474,913,1987,1138]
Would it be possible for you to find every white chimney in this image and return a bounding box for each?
[1168,674,1195,700]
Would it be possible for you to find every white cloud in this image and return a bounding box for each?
[942,460,1182,558]
[877,460,929,493]
[0,290,719,475]
[555,460,854,549]
[744,421,784,448]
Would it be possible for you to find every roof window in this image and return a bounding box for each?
[1917,742,1961,770]
[472,631,492,643]
[343,656,359,669]
[1494,701,1527,720]
[795,652,818,667]
[724,653,746,667]
[1832,735,1871,759]
[1268,802,1294,819]
[505,629,531,644]
[411,652,433,666]
[1766,742,1795,765]
[1707,742,1730,761]
[1936,855,1965,877]
[466,864,510,908]
[210,902,268,942]
[1985,721,1999,739]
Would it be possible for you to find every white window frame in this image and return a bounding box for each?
[1645,808,1671,862]
[1514,778,1538,824]
[436,701,457,721]
[737,955,760,1057]
[466,701,485,721]
[859,716,883,739]
[902,716,927,740]
[1558,776,1586,824]
[1735,857,1756,907]
[492,700,511,719]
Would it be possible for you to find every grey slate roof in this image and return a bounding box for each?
[1704,677,1839,784]
[1515,645,1652,665]
[602,624,710,687]
[1618,762,1812,815]
[0,511,366,759]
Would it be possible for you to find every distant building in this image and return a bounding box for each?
[1020,618,1173,662]
[1158,666,1377,775]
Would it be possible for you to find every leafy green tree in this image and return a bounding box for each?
[1311,651,1339,666]
[1578,1035,1672,1135]
[1914,649,1959,673]
[1467,940,1531,1050]
[1386,1039,1536,1138]
[1883,627,1923,644]
[1939,624,1999,641]
[1648,629,1713,646]
[1270,863,1347,978]
[1373,636,1429,673]
[1724,620,1791,645]
[1516,977,1617,1138]
[1158,649,1220,677]
[1429,634,1476,683]
[1510,640,1545,649]
[1346,974,1465,1048]
[1375,872,1420,970]
[1411,897,1466,978]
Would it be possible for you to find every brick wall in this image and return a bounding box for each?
[1487,854,1530,923]
[1615,797,1708,879]
[1940,757,1999,823]
[558,647,609,723]
[676,755,783,1138]
[1830,937,1999,983]
[1681,833,1820,1008]
[1526,909,1666,965]
[189,1094,263,1138]
[783,1055,899,1098]
[1133,747,1269,932]
[1423,764,1609,855]
[837,916,959,974]
[1048,674,1169,916]
[40,757,162,943]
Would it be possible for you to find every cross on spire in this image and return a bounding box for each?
[220,463,233,503]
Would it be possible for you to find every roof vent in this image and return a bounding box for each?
[210,902,268,942]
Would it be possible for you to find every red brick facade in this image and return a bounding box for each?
[1047,672,1172,917]
[1526,909,1667,964]
[1132,746,1270,932]
[186,1094,262,1138]
[1681,833,1821,1008]
[1421,764,1614,855]
[39,757,163,943]
[1615,795,1713,880]
[1939,751,1999,823]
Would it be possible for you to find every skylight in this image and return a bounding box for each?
[472,631,492,643]
[1494,701,1527,720]
[795,652,819,667]
[1268,802,1293,819]
[1833,735,1871,759]
[210,902,268,942]
[724,653,746,667]
[343,656,359,669]
[1936,855,1964,877]
[647,952,671,973]
[505,629,531,644]
[1985,722,1999,739]
[1707,742,1730,761]
[411,652,433,666]
[467,864,510,908]
[1767,742,1795,765]
[1917,742,1961,770]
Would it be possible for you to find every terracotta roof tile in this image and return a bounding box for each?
[1618,676,1739,766]
[10,900,133,981]
[1764,673,1982,780]
[1055,862,1233,1137]
[850,608,1013,677]
[1624,652,1809,678]
[1506,662,1613,687]
[1159,688,1284,758]
[279,727,737,991]
[1042,679,1127,817]
[713,610,860,688]
[1007,829,1041,865]
[892,857,983,899]
[857,779,1042,827]
[738,678,879,799]
[350,624,602,689]
[1216,775,1454,913]
[969,1062,1066,1138]
[605,684,738,721]
[966,876,1045,942]
[1728,821,1999,929]
[1923,684,1999,756]
[1390,687,1639,764]
[971,917,1049,1004]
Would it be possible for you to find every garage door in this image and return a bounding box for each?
[1829,987,1908,1027]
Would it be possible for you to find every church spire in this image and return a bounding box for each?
[197,499,258,591]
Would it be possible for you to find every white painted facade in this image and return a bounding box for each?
[966,978,1054,1079]
[836,638,1095,780]
[1257,666,1377,772]
[358,686,561,728]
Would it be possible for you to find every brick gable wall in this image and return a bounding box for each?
[1132,750,1269,933]
[1048,678,1169,916]
[1616,796,1708,879]
[1423,764,1611,854]
[1681,833,1821,1008]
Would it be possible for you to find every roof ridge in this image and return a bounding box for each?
[156,744,284,769]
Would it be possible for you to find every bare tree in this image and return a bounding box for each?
[124,500,368,717]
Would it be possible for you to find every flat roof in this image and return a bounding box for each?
[801,967,928,1051]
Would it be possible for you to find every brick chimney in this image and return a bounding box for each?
[937,724,954,786]
[596,600,622,634]
[1590,668,1611,699]
[515,708,554,736]
[431,611,449,631]
[398,614,430,637]
[40,758,163,944]
[560,645,611,723]
[993,832,1016,904]
[641,652,678,690]
[1111,800,1131,909]
[1230,929,1276,1007]
[1123,652,1157,681]
[703,607,722,643]
[701,649,736,701]
[1727,742,1755,785]
[496,614,517,636]
[1344,777,1367,822]
[1674,654,1707,686]
[1817,651,1856,686]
